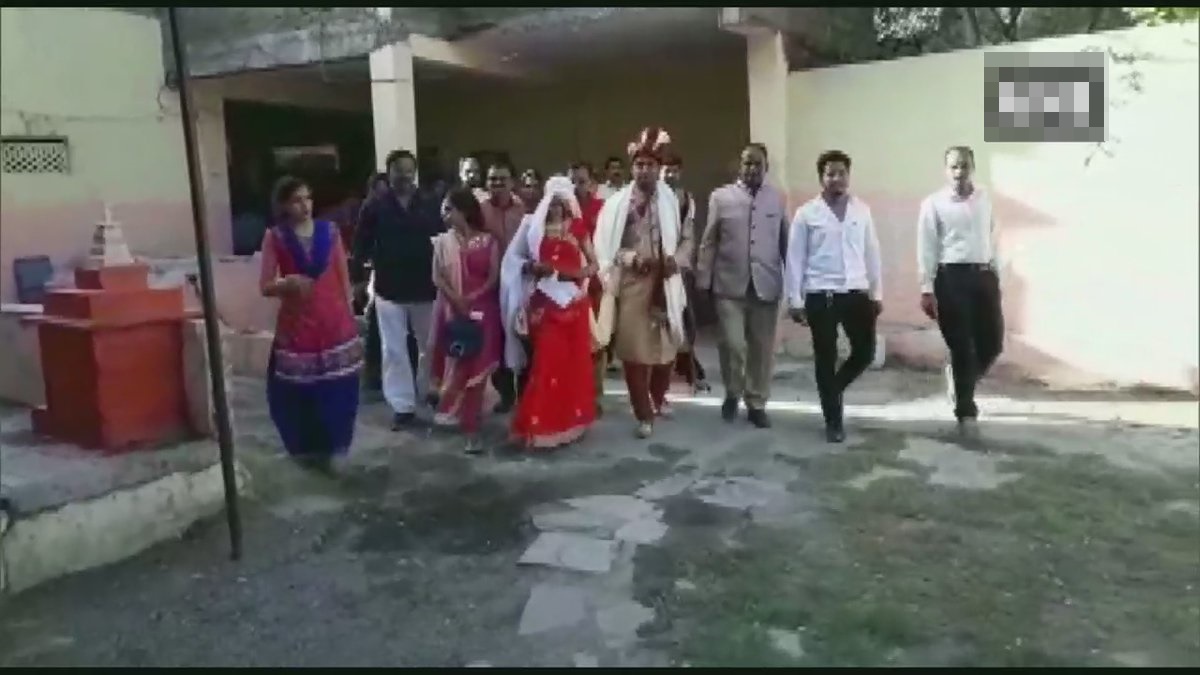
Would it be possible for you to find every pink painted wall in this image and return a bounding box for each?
[0,8,205,303]
[1,38,379,305]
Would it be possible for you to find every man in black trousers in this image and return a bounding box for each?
[917,145,1003,440]
[785,150,884,443]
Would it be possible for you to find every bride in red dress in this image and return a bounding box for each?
[506,176,599,450]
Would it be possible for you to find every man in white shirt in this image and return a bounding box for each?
[596,155,629,375]
[916,145,1003,439]
[595,156,627,201]
[785,150,883,443]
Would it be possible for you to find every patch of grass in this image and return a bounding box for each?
[658,449,1200,667]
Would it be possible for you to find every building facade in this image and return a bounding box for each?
[2,7,1196,392]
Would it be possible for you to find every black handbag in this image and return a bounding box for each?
[444,315,483,360]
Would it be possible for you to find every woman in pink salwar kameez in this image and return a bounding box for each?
[428,187,503,454]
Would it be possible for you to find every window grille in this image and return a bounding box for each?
[1,137,71,174]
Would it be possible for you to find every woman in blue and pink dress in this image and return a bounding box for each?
[259,176,363,472]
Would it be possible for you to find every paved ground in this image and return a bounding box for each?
[1,355,1197,667]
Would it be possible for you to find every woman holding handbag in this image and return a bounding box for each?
[428,186,504,454]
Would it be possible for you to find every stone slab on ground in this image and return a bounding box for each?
[767,627,805,659]
[897,437,1022,490]
[635,474,696,501]
[518,583,589,636]
[614,517,667,545]
[692,477,788,511]
[595,600,655,648]
[531,506,625,538]
[518,532,618,574]
[563,495,659,523]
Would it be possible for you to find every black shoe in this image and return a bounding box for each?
[747,408,772,429]
[825,426,846,443]
[391,412,416,430]
[721,397,739,422]
[493,399,515,415]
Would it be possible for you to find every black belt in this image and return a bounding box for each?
[939,263,992,272]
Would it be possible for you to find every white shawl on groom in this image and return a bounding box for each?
[592,180,688,349]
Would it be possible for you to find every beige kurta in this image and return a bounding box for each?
[612,193,694,365]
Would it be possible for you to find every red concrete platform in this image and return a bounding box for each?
[30,262,196,452]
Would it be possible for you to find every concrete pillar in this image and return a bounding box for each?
[189,82,233,256]
[745,30,789,193]
[369,39,417,171]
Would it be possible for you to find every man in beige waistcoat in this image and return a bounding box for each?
[696,143,789,428]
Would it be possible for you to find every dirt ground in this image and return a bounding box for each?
[1,355,1197,667]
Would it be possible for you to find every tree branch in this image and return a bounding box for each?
[984,7,1024,42]
[1005,7,1024,39]
[963,7,983,46]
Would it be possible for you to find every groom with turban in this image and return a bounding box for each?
[593,127,694,439]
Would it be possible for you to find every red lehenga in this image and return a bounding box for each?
[510,221,597,449]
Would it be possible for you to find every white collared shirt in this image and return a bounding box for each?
[917,185,999,293]
[785,194,883,309]
[596,182,628,202]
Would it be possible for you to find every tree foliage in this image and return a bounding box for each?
[171,7,1197,76]
[1123,7,1200,25]
[786,6,1196,69]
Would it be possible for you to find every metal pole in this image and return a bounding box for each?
[165,6,243,561]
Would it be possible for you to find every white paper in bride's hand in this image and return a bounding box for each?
[537,273,581,309]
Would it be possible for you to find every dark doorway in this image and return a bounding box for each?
[224,100,373,254]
